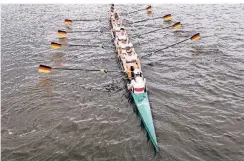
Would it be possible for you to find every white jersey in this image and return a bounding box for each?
[121,50,127,55]
[124,53,138,65]
[129,77,146,93]
[117,35,127,41]
[113,26,121,32]
[119,43,128,49]
[117,32,127,40]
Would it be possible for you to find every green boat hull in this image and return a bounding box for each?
[131,92,159,152]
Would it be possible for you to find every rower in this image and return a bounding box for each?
[110,6,116,20]
[114,12,120,22]
[112,20,122,33]
[116,27,128,43]
[111,25,121,40]
[127,69,146,93]
[120,50,127,61]
[110,7,121,26]
[111,13,122,27]
[117,27,127,38]
[117,36,128,56]
[127,42,135,53]
[122,46,141,79]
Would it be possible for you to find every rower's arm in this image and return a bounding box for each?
[127,84,132,90]
[118,47,122,57]
[127,80,135,90]
[126,33,129,43]
[134,53,141,69]
[126,38,129,44]
[111,30,115,39]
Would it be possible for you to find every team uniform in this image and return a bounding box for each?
[127,69,146,93]
[122,49,141,79]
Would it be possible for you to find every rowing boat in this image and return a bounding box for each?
[109,8,159,153]
[40,5,201,154]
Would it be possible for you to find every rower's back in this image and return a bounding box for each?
[132,75,146,94]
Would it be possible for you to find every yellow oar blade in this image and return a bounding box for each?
[38,65,52,73]
[163,14,172,21]
[64,19,72,25]
[190,33,201,42]
[146,5,152,12]
[172,22,181,29]
[100,69,107,73]
[58,30,67,38]
[51,42,62,49]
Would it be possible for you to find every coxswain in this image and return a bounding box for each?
[127,69,146,93]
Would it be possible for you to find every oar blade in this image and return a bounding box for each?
[172,22,181,29]
[51,42,62,49]
[190,33,201,42]
[58,30,67,38]
[129,5,152,14]
[38,65,52,73]
[163,14,172,21]
[100,69,107,73]
[64,19,72,25]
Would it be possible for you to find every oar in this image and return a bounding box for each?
[141,33,201,58]
[58,29,105,34]
[133,14,172,24]
[134,22,181,38]
[69,30,99,33]
[50,42,109,49]
[128,5,152,14]
[73,19,100,21]
[64,19,100,24]
[38,65,123,74]
[57,29,109,38]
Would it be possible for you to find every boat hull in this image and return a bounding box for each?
[131,92,159,152]
[109,9,159,152]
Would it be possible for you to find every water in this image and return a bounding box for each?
[1,4,244,161]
